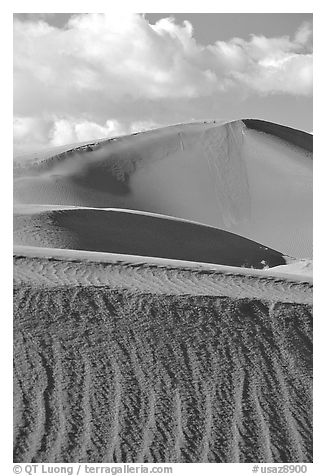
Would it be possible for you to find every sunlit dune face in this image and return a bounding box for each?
[14,120,312,259]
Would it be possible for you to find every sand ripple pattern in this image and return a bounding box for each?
[13,285,312,463]
[14,256,312,305]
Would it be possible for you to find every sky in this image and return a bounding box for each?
[13,13,313,156]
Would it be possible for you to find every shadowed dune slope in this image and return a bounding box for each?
[14,284,312,464]
[13,207,286,269]
[14,119,312,258]
[242,119,312,152]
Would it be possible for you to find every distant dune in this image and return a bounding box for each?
[13,119,313,463]
[14,119,312,259]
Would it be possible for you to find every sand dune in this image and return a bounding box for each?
[268,259,312,278]
[14,119,312,258]
[13,250,312,304]
[14,206,287,269]
[14,273,312,463]
[243,119,312,152]
[13,118,313,463]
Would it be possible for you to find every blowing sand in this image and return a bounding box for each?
[13,119,313,463]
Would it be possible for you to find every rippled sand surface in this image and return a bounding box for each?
[13,256,312,463]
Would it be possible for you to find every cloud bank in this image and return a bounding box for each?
[13,13,312,155]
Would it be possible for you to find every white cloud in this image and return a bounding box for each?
[294,21,313,47]
[13,14,312,154]
[13,116,163,156]
[129,120,161,133]
[13,117,52,155]
[49,119,127,146]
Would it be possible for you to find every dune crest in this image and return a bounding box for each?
[14,119,312,259]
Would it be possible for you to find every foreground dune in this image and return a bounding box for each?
[13,247,312,303]
[14,119,312,258]
[14,251,312,463]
